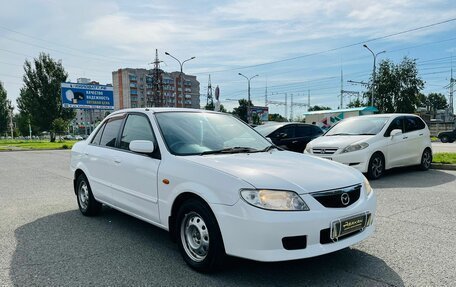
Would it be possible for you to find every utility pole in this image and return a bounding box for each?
[308,90,311,111]
[285,93,288,120]
[264,80,268,107]
[290,93,294,121]
[238,73,259,123]
[445,62,455,115]
[340,68,343,109]
[7,100,13,139]
[206,74,213,106]
[150,49,163,107]
[363,44,386,107]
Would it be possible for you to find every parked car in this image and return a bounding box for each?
[438,128,456,143]
[71,108,376,272]
[305,114,432,179]
[255,122,323,153]
[75,135,84,140]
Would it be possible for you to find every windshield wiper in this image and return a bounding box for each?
[200,147,260,155]
[261,145,279,152]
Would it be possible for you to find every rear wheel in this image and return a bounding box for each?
[440,136,449,143]
[176,199,225,272]
[76,174,102,216]
[367,153,384,180]
[419,148,432,171]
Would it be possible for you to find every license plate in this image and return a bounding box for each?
[330,213,369,240]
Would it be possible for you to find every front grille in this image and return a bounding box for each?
[312,147,338,155]
[310,184,361,208]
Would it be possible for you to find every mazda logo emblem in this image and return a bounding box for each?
[341,193,350,206]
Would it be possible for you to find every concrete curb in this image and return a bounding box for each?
[431,163,456,171]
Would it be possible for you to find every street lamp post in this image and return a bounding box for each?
[363,44,385,107]
[238,73,259,123]
[165,52,195,108]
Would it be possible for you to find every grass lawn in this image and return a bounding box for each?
[432,153,456,164]
[0,140,78,151]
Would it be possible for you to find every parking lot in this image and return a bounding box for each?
[0,150,455,286]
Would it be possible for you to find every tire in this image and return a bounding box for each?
[440,136,449,143]
[419,148,432,171]
[176,198,225,273]
[76,174,102,216]
[367,153,384,180]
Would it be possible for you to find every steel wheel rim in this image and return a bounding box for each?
[180,212,209,262]
[371,157,383,178]
[78,181,89,210]
[423,150,431,168]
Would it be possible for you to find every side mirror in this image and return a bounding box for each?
[390,129,402,137]
[129,140,155,154]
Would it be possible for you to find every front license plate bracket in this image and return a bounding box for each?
[330,212,371,242]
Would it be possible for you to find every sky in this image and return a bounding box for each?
[0,0,455,118]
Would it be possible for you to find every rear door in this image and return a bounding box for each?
[84,115,125,203]
[403,116,427,165]
[294,125,314,152]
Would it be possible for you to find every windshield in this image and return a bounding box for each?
[325,116,389,136]
[155,112,271,155]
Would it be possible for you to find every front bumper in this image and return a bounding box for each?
[306,150,370,173]
[212,189,376,262]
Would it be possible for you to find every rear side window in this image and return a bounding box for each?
[405,116,425,133]
[385,117,404,136]
[100,118,123,147]
[120,114,156,150]
[312,126,323,135]
[272,125,295,139]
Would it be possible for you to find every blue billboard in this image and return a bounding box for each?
[61,82,114,110]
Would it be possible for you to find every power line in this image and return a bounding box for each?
[194,18,456,75]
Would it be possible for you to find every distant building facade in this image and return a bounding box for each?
[112,68,200,110]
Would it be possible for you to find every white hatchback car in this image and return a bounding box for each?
[305,114,432,179]
[71,108,376,272]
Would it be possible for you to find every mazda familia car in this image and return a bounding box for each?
[70,108,376,272]
[305,114,432,179]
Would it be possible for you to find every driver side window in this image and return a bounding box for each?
[385,117,404,137]
[120,114,156,151]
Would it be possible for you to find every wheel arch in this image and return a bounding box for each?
[73,168,86,195]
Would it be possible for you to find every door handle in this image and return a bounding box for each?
[403,136,408,139]
[114,159,121,164]
[292,140,298,144]
[419,133,423,136]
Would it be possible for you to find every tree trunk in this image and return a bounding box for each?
[50,132,56,142]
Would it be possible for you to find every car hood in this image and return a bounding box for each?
[308,135,374,149]
[182,151,363,194]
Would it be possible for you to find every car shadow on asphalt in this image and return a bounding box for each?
[10,208,404,286]
[370,168,455,189]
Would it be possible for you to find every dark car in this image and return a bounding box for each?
[255,122,323,152]
[438,128,456,143]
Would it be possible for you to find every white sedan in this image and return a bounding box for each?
[70,108,376,272]
[305,114,432,179]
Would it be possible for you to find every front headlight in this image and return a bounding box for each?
[364,177,373,196]
[305,146,311,153]
[341,142,369,153]
[240,189,309,211]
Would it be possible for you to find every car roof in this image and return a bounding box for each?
[359,113,422,118]
[108,107,224,117]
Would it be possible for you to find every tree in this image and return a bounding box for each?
[268,113,287,122]
[347,98,364,108]
[308,105,331,111]
[427,93,447,115]
[204,102,227,113]
[232,99,252,122]
[366,57,424,113]
[17,53,75,142]
[0,81,8,135]
[51,118,69,140]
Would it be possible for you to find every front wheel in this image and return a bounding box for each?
[419,148,432,171]
[176,199,225,272]
[367,153,384,180]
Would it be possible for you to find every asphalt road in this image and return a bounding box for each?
[1,150,455,286]
[432,142,456,153]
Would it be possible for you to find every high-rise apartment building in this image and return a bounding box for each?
[112,68,200,110]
